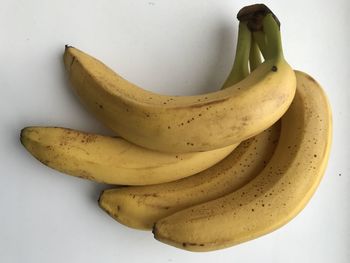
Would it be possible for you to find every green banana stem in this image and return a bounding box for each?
[260,14,284,60]
[252,31,268,60]
[223,13,282,88]
[222,22,251,88]
[249,35,262,71]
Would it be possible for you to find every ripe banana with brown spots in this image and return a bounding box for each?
[152,71,332,251]
[63,8,295,153]
[20,127,237,185]
[19,18,252,186]
[97,18,280,228]
[98,121,280,229]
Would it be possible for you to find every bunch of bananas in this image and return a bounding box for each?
[20,4,332,252]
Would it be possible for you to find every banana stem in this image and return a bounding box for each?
[223,12,283,89]
[222,22,251,89]
[252,31,268,60]
[249,35,262,71]
[261,14,284,60]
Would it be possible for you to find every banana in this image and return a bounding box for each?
[20,127,237,185]
[19,19,252,186]
[98,20,280,229]
[20,19,254,186]
[152,70,332,251]
[63,6,296,153]
[98,122,280,229]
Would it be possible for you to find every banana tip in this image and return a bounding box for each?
[63,46,76,71]
[98,190,109,208]
[20,127,28,145]
[97,191,104,204]
[152,223,158,237]
[65,44,73,50]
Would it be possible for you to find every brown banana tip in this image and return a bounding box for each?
[237,4,280,31]
[97,191,105,204]
[65,44,72,50]
[152,223,158,236]
[20,128,28,144]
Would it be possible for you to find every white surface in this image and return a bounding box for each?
[1,0,349,262]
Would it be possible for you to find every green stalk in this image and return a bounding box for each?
[249,35,262,71]
[260,14,284,60]
[222,22,251,88]
[252,31,268,60]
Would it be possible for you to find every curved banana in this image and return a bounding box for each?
[98,122,280,229]
[20,127,237,185]
[98,20,280,229]
[153,71,332,251]
[19,19,251,186]
[63,9,295,153]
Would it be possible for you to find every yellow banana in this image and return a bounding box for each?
[153,71,332,251]
[63,9,295,153]
[19,20,254,186]
[97,19,279,229]
[98,122,280,229]
[19,21,252,186]
[20,127,237,185]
